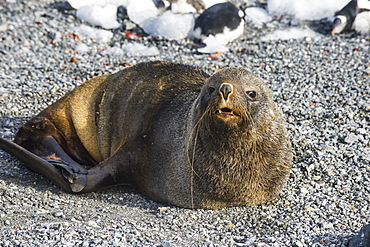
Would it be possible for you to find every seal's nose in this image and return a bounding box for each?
[219,83,233,101]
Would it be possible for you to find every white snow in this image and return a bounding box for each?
[76,4,121,29]
[353,11,370,34]
[358,0,370,10]
[69,0,159,29]
[169,0,198,13]
[197,35,229,53]
[75,43,89,53]
[71,25,113,43]
[68,0,129,9]
[203,0,226,8]
[260,27,320,41]
[244,7,272,27]
[102,43,160,57]
[122,43,160,57]
[101,46,125,56]
[141,11,195,40]
[66,0,368,45]
[126,0,158,25]
[170,0,225,13]
[267,0,350,20]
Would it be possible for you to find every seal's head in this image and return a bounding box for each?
[197,67,276,139]
[190,67,291,208]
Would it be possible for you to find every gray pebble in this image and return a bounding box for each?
[0,0,369,246]
[54,211,63,217]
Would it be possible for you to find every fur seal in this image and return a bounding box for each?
[0,61,292,209]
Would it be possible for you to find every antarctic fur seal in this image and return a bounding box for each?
[0,61,292,209]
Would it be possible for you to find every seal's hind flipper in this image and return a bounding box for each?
[0,137,74,192]
[0,136,88,192]
[0,137,129,193]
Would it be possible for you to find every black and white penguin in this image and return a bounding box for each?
[332,0,370,34]
[156,0,206,13]
[152,0,169,9]
[332,0,359,34]
[193,2,244,45]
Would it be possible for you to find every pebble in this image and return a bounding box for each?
[87,220,100,228]
[54,211,63,217]
[0,0,369,246]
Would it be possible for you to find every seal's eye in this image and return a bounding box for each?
[246,90,257,100]
[208,87,215,95]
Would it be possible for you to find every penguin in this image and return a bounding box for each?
[193,2,244,45]
[160,0,206,13]
[152,0,169,9]
[332,0,358,34]
[332,0,370,34]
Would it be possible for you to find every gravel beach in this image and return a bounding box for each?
[0,0,369,246]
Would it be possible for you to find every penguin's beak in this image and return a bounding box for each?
[331,16,346,34]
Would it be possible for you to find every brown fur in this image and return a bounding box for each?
[0,61,292,209]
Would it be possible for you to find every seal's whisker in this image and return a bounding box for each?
[186,106,210,179]
[185,106,211,209]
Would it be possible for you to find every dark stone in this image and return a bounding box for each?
[50,1,73,12]
[348,224,370,247]
[47,32,56,40]
[117,5,128,23]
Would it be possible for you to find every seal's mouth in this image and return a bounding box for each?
[215,108,240,119]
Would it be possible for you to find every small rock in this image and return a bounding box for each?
[75,43,89,53]
[363,104,370,112]
[47,31,56,40]
[112,232,122,238]
[54,211,63,217]
[300,187,309,194]
[349,224,370,247]
[356,128,367,135]
[158,206,170,214]
[293,240,304,247]
[322,222,333,229]
[87,220,100,228]
[160,240,172,247]
[344,133,358,144]
[0,24,7,32]
[70,57,78,63]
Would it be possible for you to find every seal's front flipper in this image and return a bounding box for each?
[46,157,87,192]
[0,137,74,192]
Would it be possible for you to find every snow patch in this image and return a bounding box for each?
[261,27,320,41]
[267,0,350,20]
[71,25,113,43]
[126,0,158,25]
[244,7,272,27]
[353,11,370,34]
[142,11,195,40]
[102,43,160,57]
[197,35,229,53]
[76,4,121,29]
